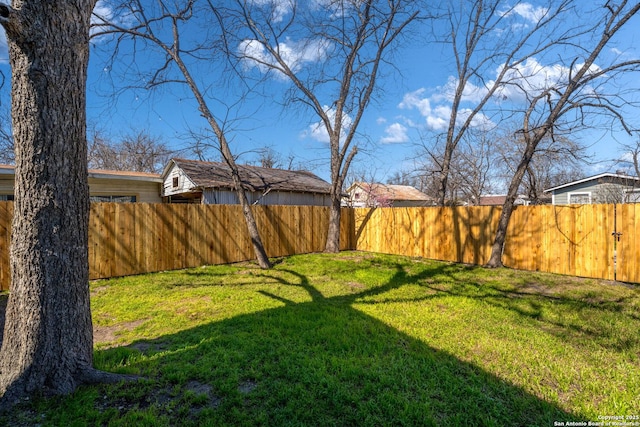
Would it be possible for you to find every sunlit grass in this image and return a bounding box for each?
[3,251,639,426]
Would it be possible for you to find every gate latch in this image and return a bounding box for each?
[612,231,622,242]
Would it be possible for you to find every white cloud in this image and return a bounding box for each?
[500,3,549,24]
[399,84,496,132]
[302,105,353,143]
[92,0,114,24]
[248,0,294,23]
[380,123,409,144]
[493,58,602,103]
[399,89,432,117]
[433,76,489,104]
[312,0,362,19]
[239,37,330,79]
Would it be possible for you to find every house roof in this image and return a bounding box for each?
[166,158,332,194]
[350,182,433,201]
[0,164,162,182]
[544,172,640,193]
[478,194,532,206]
[478,195,507,206]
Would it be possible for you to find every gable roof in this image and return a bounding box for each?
[349,182,433,202]
[544,172,640,193]
[166,158,332,194]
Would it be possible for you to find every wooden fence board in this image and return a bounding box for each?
[0,202,638,290]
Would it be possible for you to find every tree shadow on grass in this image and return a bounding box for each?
[2,259,588,426]
[76,262,586,427]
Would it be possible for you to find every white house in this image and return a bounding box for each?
[161,158,333,206]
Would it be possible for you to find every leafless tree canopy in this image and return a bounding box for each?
[87,130,173,173]
[219,0,423,251]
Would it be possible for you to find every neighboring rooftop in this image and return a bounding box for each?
[544,172,640,193]
[166,158,332,194]
[350,182,433,202]
[0,164,162,181]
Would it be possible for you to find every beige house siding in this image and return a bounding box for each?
[0,165,163,203]
[88,177,162,203]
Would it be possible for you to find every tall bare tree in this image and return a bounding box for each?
[0,0,132,409]
[226,0,422,252]
[94,1,272,268]
[487,1,640,267]
[428,0,578,206]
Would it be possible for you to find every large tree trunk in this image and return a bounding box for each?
[0,0,131,408]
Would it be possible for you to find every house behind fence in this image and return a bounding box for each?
[545,172,640,205]
[162,158,333,206]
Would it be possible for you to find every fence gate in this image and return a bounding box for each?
[615,203,639,283]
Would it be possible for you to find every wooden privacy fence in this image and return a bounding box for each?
[0,202,355,290]
[0,202,638,290]
[354,203,640,284]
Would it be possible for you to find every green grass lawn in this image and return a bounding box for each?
[3,251,639,426]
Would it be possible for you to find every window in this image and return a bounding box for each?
[625,189,640,203]
[90,195,136,203]
[569,192,591,204]
[172,176,179,188]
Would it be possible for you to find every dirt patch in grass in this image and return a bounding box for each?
[93,319,148,345]
[346,281,366,290]
[238,380,257,394]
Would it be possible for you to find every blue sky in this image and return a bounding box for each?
[1,0,639,185]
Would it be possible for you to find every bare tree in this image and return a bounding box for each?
[94,1,272,268]
[226,0,422,252]
[88,129,173,173]
[495,131,586,204]
[427,0,580,206]
[410,127,498,205]
[618,139,640,177]
[248,146,298,170]
[0,0,134,409]
[487,1,640,267]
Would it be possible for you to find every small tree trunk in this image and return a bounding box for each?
[486,139,537,268]
[325,189,342,253]
[234,177,272,269]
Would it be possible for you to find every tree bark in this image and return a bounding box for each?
[0,0,134,409]
[324,190,342,253]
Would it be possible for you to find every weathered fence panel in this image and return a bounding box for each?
[0,203,355,290]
